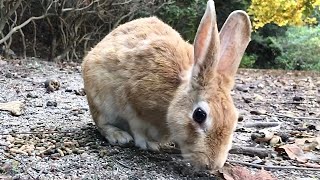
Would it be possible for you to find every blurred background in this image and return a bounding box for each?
[1,0,319,71]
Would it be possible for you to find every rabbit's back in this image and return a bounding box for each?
[82,17,193,125]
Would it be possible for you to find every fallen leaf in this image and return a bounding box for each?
[220,164,276,180]
[295,137,320,150]
[277,144,308,163]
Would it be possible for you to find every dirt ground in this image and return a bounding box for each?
[0,58,319,180]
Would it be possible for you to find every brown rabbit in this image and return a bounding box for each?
[82,0,251,170]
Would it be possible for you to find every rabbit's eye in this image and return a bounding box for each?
[193,107,207,124]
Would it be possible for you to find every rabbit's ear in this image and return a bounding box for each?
[193,0,219,74]
[218,10,251,77]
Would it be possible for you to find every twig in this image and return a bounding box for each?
[275,113,320,120]
[243,122,281,128]
[1,152,37,179]
[227,160,320,171]
[280,102,306,105]
[0,130,75,136]
[114,159,132,169]
[0,14,52,44]
[229,145,274,158]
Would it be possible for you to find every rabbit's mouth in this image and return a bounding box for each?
[179,147,224,171]
[179,143,229,171]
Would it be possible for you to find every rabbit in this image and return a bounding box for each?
[82,0,251,171]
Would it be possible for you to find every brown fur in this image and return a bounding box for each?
[82,0,251,171]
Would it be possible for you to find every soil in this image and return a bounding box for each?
[0,58,319,180]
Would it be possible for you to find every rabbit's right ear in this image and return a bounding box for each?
[193,0,219,75]
[217,10,251,78]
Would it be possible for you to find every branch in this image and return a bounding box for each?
[0,0,23,32]
[61,0,96,13]
[112,0,133,6]
[228,160,320,171]
[229,145,275,158]
[275,113,320,120]
[0,14,51,44]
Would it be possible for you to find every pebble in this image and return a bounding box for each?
[250,109,267,115]
[45,79,60,92]
[236,85,249,92]
[242,96,252,103]
[27,92,38,98]
[257,83,265,89]
[293,96,305,101]
[46,101,57,107]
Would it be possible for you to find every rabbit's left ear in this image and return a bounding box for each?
[193,0,219,74]
[218,10,251,78]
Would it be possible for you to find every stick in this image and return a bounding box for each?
[114,160,132,169]
[275,113,320,120]
[0,131,75,135]
[243,122,281,128]
[229,145,274,158]
[227,160,320,171]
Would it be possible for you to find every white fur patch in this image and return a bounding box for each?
[190,101,212,133]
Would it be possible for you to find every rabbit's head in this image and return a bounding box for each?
[167,0,251,171]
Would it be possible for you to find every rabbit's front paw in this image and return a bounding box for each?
[133,133,159,151]
[100,125,133,145]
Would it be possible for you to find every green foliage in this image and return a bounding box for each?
[157,0,206,41]
[157,0,249,41]
[275,26,320,71]
[246,33,282,69]
[240,54,257,68]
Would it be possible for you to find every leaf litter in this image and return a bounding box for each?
[0,59,320,179]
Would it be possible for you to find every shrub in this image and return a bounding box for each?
[275,26,320,71]
[240,54,257,68]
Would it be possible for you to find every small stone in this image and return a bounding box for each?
[45,79,60,92]
[0,101,24,116]
[238,115,244,122]
[27,92,38,98]
[236,85,249,92]
[5,72,13,78]
[74,88,86,96]
[278,132,290,142]
[65,88,73,93]
[250,109,267,115]
[0,60,7,66]
[80,152,89,158]
[251,157,263,164]
[293,96,304,101]
[99,149,108,157]
[50,153,60,160]
[257,83,265,89]
[242,96,252,103]
[46,101,57,107]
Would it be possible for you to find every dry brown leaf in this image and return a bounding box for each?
[295,137,320,150]
[220,165,276,180]
[278,144,308,163]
